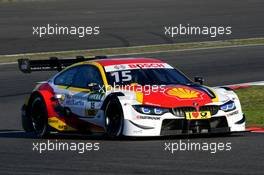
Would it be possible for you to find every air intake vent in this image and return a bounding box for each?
[172,105,219,117]
[199,105,219,116]
[172,107,196,117]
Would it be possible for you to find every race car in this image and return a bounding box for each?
[18,56,245,138]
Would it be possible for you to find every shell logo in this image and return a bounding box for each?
[166,87,200,99]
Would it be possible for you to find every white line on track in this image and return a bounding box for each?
[0,42,263,66]
[0,131,24,134]
[106,43,264,57]
[0,62,17,66]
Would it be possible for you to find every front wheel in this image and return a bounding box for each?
[30,96,49,138]
[104,98,124,138]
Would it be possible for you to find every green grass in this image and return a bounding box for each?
[235,86,264,127]
[1,37,264,63]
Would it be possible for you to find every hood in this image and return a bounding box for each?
[133,84,218,108]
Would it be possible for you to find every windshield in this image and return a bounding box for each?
[105,68,193,86]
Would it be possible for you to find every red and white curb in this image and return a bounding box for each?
[246,127,264,133]
[223,81,264,90]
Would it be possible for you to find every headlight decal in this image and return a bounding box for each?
[141,107,151,114]
[220,101,236,112]
[133,105,169,115]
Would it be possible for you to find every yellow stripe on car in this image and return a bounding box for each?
[86,62,109,87]
[209,88,219,102]
[48,117,76,131]
[136,92,143,103]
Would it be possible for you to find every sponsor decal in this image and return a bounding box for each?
[48,119,59,123]
[88,93,103,101]
[140,85,213,108]
[85,109,98,116]
[133,130,143,134]
[64,94,88,101]
[48,117,76,131]
[227,110,239,117]
[84,101,99,117]
[128,63,166,69]
[135,115,161,120]
[104,63,173,72]
[113,64,126,70]
[185,111,211,120]
[166,87,201,99]
[65,98,85,106]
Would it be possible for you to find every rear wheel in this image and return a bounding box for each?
[30,96,49,138]
[104,98,124,138]
[21,105,34,132]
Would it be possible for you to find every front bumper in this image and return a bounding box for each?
[122,106,245,136]
[160,117,230,136]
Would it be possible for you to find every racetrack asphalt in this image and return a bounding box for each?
[0,0,263,54]
[0,45,264,174]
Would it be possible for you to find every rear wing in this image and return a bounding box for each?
[17,55,107,73]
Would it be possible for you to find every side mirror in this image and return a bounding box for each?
[87,83,100,91]
[194,76,204,85]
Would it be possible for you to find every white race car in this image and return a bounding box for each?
[18,56,245,138]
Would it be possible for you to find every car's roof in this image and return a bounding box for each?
[91,58,164,66]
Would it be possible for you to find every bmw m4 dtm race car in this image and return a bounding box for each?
[18,56,245,138]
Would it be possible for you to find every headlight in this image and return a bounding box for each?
[132,105,169,115]
[220,101,236,112]
[141,107,151,114]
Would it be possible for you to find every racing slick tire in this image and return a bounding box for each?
[104,98,124,138]
[21,105,34,132]
[30,96,50,138]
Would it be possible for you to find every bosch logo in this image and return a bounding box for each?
[114,65,126,70]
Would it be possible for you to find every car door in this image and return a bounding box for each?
[52,66,80,115]
[70,64,105,118]
[52,64,105,119]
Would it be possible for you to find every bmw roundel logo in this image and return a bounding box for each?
[193,102,199,106]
